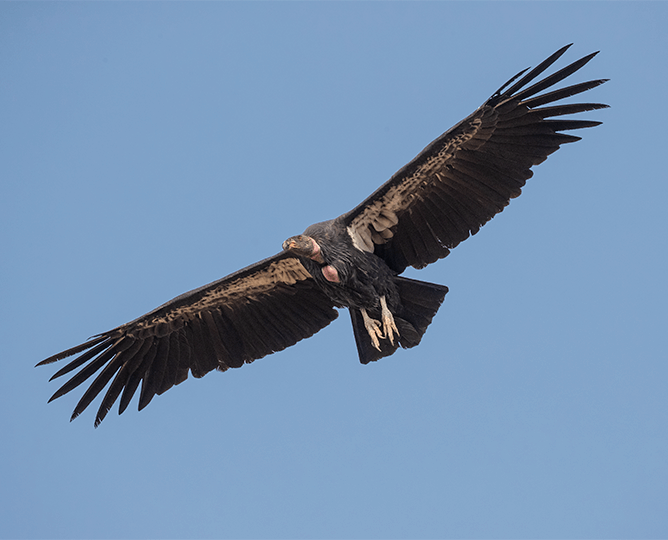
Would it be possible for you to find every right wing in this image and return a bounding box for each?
[37,252,339,426]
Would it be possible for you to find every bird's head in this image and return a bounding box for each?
[282,234,322,261]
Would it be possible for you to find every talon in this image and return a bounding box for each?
[380,296,399,346]
[361,308,384,351]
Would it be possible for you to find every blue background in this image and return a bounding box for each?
[2,3,666,538]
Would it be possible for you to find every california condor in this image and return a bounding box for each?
[38,45,608,426]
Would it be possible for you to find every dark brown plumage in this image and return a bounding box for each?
[38,45,608,426]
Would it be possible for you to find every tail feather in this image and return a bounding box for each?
[350,276,448,364]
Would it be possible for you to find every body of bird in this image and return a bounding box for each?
[38,44,608,426]
[285,219,401,312]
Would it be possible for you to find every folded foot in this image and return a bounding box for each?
[361,308,384,351]
[380,296,400,346]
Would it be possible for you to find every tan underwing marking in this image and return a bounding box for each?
[370,230,385,244]
[347,118,482,253]
[130,258,312,337]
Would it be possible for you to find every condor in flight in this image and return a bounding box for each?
[39,45,608,426]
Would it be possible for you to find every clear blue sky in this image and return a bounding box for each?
[1,3,666,539]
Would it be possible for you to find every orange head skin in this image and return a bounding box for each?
[282,235,325,264]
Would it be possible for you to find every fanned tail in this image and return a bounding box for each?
[350,276,448,364]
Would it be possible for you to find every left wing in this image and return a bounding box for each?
[341,45,608,273]
[38,252,339,426]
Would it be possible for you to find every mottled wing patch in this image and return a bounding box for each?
[130,257,313,338]
[346,118,484,253]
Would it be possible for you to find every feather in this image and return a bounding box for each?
[119,339,158,414]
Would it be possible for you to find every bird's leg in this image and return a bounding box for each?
[361,308,384,351]
[380,296,399,346]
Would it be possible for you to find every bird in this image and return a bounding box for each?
[38,44,608,426]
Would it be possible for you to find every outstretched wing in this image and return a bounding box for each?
[342,44,609,273]
[38,252,338,426]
